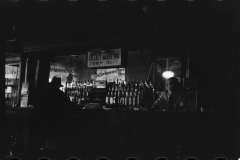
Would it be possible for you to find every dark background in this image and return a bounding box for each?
[1,0,240,159]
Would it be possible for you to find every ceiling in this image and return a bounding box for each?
[1,0,239,53]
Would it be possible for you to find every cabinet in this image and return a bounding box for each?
[5,57,21,107]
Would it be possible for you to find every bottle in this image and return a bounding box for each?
[78,89,82,103]
[77,94,81,105]
[129,91,132,106]
[118,90,122,105]
[132,92,136,107]
[80,81,83,91]
[121,91,125,106]
[137,94,140,107]
[116,79,119,91]
[82,90,85,101]
[113,91,116,105]
[65,82,68,95]
[86,88,89,98]
[106,92,110,106]
[84,80,87,89]
[110,92,114,105]
[149,81,154,100]
[89,80,93,92]
[125,91,128,106]
[75,81,78,95]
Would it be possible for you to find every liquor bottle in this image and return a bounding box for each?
[67,82,71,97]
[78,89,82,103]
[145,80,148,88]
[77,94,81,105]
[80,81,83,91]
[84,80,87,89]
[128,91,132,106]
[135,80,138,92]
[89,80,93,91]
[87,80,90,87]
[149,81,154,100]
[125,91,128,106]
[132,92,136,107]
[116,79,119,91]
[64,82,67,94]
[106,92,110,105]
[75,81,78,95]
[77,83,81,97]
[137,94,140,107]
[121,91,125,106]
[118,90,122,105]
[82,89,85,101]
[109,91,112,105]
[131,80,134,92]
[114,81,117,91]
[112,91,116,105]
[86,88,89,98]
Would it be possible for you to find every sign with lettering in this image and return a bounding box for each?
[96,68,125,82]
[87,48,121,68]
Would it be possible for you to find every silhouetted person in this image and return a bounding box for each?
[152,77,188,112]
[33,76,72,149]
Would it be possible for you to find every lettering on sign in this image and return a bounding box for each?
[50,67,76,73]
[87,48,121,68]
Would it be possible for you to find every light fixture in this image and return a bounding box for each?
[162,71,174,79]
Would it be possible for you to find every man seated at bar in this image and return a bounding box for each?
[151,77,188,112]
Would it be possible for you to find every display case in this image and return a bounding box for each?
[5,57,21,108]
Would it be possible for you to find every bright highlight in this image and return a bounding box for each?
[162,71,174,79]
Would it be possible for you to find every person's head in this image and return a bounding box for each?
[167,77,179,92]
[50,76,63,89]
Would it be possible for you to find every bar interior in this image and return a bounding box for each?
[1,0,239,159]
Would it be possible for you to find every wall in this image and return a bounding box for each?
[50,50,153,83]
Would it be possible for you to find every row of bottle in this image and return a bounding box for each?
[63,79,156,105]
[105,90,140,107]
[5,93,17,107]
[5,78,19,85]
[64,80,94,104]
[106,79,155,100]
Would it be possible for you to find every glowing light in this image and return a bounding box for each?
[162,71,174,79]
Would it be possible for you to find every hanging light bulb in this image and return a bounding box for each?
[162,71,174,79]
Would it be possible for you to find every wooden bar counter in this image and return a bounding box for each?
[4,106,239,160]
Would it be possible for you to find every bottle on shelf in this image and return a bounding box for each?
[77,93,82,105]
[106,92,110,106]
[132,92,136,107]
[121,91,125,106]
[124,91,128,106]
[83,80,87,90]
[137,94,140,107]
[82,89,85,101]
[118,90,122,105]
[129,91,132,106]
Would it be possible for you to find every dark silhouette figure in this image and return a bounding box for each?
[33,76,73,149]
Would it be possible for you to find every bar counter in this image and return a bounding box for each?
[4,106,240,159]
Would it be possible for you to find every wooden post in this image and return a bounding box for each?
[0,28,6,117]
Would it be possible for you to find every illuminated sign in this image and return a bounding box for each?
[87,48,121,68]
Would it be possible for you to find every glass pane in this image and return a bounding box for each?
[5,63,20,107]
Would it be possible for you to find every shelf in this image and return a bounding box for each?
[6,84,18,86]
